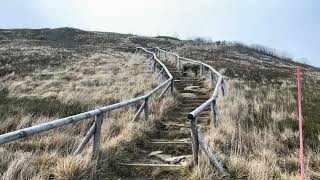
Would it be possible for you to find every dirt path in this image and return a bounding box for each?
[116,62,212,179]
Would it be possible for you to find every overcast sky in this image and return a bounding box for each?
[0,0,319,67]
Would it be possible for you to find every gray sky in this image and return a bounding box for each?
[1,0,319,67]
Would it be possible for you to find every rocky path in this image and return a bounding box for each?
[117,62,212,179]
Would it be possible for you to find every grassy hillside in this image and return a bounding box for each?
[173,42,320,179]
[0,28,176,179]
[0,28,319,179]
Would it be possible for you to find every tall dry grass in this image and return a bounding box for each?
[0,51,174,179]
[191,80,320,179]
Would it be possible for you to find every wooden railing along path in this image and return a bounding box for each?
[0,44,226,175]
[155,47,226,174]
[0,47,173,159]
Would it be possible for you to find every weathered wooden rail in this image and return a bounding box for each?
[0,43,226,175]
[156,47,226,175]
[0,47,173,159]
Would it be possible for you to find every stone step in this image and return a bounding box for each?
[175,86,204,90]
[149,139,191,144]
[119,163,182,167]
[181,99,209,103]
[174,81,203,85]
[176,108,210,113]
[178,106,210,112]
[175,86,206,91]
[182,98,210,102]
[151,129,191,141]
[177,102,207,108]
[177,90,207,95]
[150,153,192,164]
[144,142,192,155]
[174,79,203,83]
[180,93,210,99]
[164,116,210,123]
[162,123,203,130]
[160,121,210,133]
[175,83,206,87]
[163,122,190,128]
[175,111,211,118]
[168,116,210,123]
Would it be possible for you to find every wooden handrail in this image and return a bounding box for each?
[0,47,174,156]
[156,46,226,175]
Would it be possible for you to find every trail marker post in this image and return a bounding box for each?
[297,66,305,180]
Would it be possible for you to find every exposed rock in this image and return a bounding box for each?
[184,85,207,92]
[177,138,192,142]
[164,155,193,164]
[181,93,197,98]
[149,151,163,156]
[184,85,200,91]
[154,154,192,164]
[154,154,173,162]
[179,127,190,134]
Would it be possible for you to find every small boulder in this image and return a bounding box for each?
[181,93,197,98]
[149,151,163,156]
[184,86,200,91]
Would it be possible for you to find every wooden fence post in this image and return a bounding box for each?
[148,55,153,63]
[211,100,218,128]
[144,98,149,121]
[210,71,215,87]
[190,117,199,165]
[221,78,225,96]
[131,102,146,122]
[177,57,181,71]
[74,123,95,155]
[200,64,204,77]
[153,59,156,72]
[170,79,174,96]
[197,134,226,175]
[156,69,164,79]
[93,114,103,159]
[161,69,165,81]
[159,82,171,98]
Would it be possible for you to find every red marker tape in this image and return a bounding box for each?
[297,66,305,180]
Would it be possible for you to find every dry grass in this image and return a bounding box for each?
[191,80,320,179]
[173,43,320,179]
[1,52,155,107]
[0,50,174,179]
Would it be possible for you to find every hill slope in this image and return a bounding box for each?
[0,28,177,179]
[171,42,320,178]
[0,28,319,179]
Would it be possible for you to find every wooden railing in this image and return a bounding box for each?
[0,47,174,159]
[0,44,226,175]
[156,46,226,175]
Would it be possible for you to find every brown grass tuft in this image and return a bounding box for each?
[53,156,93,180]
